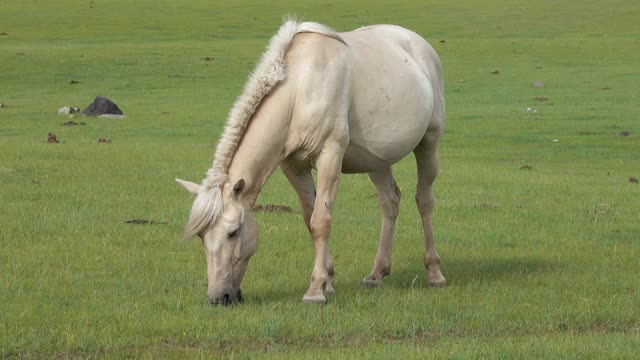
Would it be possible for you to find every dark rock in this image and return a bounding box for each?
[81,96,123,116]
[630,177,639,184]
[618,130,630,137]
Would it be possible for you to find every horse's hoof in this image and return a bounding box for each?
[362,276,383,288]
[302,293,327,304]
[427,279,447,288]
[325,285,336,297]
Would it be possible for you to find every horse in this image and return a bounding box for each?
[176,19,446,305]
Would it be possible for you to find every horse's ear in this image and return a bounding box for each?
[176,179,201,195]
[233,178,245,195]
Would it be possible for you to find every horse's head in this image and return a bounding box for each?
[176,178,258,305]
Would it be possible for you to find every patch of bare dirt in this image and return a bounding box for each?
[476,203,497,209]
[577,131,598,136]
[520,165,533,170]
[629,177,638,184]
[97,138,111,143]
[200,57,214,61]
[125,219,168,225]
[534,96,549,102]
[47,133,60,143]
[600,86,612,90]
[62,120,85,126]
[490,70,500,75]
[253,204,293,213]
[69,80,80,84]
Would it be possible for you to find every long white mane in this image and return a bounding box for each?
[184,19,345,239]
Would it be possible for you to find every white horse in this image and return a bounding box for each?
[176,20,446,305]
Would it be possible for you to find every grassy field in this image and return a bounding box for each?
[1,0,639,357]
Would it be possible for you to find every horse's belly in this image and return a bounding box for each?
[341,86,432,173]
[341,113,428,173]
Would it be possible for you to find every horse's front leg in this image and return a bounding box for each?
[280,161,336,297]
[302,143,345,304]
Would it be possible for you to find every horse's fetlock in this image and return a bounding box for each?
[381,266,391,276]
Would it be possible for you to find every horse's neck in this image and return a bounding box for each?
[226,88,293,207]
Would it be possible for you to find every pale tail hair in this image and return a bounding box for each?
[183,19,345,239]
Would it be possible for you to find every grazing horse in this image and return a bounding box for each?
[176,20,446,305]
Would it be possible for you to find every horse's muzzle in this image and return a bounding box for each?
[209,288,243,306]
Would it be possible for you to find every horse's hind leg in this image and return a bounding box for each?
[363,167,400,288]
[280,162,336,297]
[414,129,447,287]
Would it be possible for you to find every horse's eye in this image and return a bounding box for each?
[228,228,240,238]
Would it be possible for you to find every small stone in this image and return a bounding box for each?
[532,81,545,88]
[98,114,127,119]
[97,138,112,143]
[47,133,60,143]
[524,107,537,113]
[57,106,80,115]
[618,130,630,137]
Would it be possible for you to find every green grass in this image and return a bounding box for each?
[1,0,639,358]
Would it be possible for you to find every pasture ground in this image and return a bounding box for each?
[1,0,639,358]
